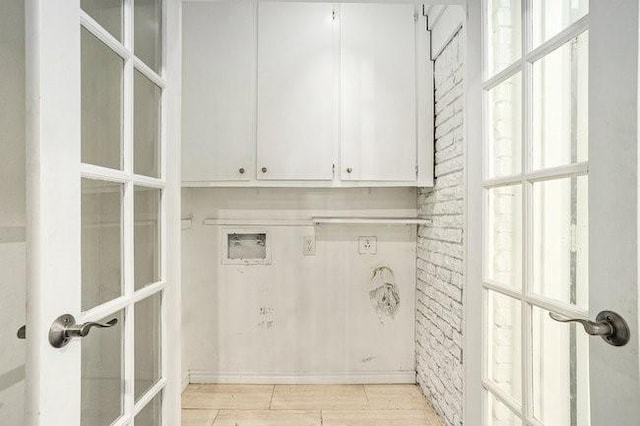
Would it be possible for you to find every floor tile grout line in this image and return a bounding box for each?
[268,384,276,410]
[189,408,341,412]
[209,410,219,426]
[183,407,222,411]
[362,384,371,410]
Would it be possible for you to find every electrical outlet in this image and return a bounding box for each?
[303,236,316,256]
[358,236,377,255]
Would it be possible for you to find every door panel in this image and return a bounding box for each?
[532,176,589,308]
[480,0,593,421]
[531,32,589,171]
[531,307,589,425]
[134,0,162,74]
[340,3,417,182]
[134,70,162,178]
[182,0,255,182]
[134,392,163,425]
[80,0,123,42]
[532,0,588,48]
[134,186,161,291]
[134,293,162,401]
[485,72,522,178]
[589,1,640,423]
[81,28,124,170]
[469,0,640,424]
[25,0,82,421]
[81,179,124,310]
[25,0,180,424]
[256,1,335,181]
[81,310,124,425]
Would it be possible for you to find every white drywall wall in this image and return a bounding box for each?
[181,187,418,383]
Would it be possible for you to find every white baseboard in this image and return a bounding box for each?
[182,372,190,392]
[188,371,416,385]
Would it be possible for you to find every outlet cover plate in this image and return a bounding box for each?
[358,236,377,255]
[303,236,316,256]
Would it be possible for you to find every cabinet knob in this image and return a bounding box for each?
[261,167,268,173]
[239,168,245,174]
[346,167,352,173]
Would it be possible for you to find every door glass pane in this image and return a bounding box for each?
[532,307,590,425]
[486,0,522,77]
[533,176,588,308]
[81,310,124,425]
[532,32,588,170]
[486,290,522,403]
[134,70,161,178]
[532,0,588,47]
[135,392,162,425]
[81,28,123,170]
[81,0,123,42]
[486,72,522,178]
[82,179,123,311]
[486,392,522,426]
[485,185,522,290]
[135,186,160,290]
[134,0,162,73]
[135,293,162,401]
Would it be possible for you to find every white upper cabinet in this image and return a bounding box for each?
[256,2,336,181]
[340,3,417,182]
[182,0,255,182]
[180,0,433,187]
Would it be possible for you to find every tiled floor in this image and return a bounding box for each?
[182,384,444,426]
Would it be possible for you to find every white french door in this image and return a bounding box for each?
[467,0,640,425]
[24,0,181,424]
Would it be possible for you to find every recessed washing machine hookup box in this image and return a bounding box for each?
[222,227,272,265]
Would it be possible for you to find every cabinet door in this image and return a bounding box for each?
[341,3,417,182]
[256,2,336,181]
[182,0,255,182]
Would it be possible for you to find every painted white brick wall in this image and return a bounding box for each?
[416,29,465,426]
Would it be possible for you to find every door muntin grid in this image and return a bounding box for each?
[481,1,590,425]
[79,0,166,424]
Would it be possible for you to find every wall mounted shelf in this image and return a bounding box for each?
[203,218,314,227]
[312,217,430,225]
[201,217,430,227]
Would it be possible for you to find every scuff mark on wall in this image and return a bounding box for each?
[369,266,400,323]
[258,307,275,329]
[361,356,377,363]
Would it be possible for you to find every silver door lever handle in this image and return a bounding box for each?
[549,310,630,347]
[66,318,118,338]
[49,314,118,348]
[17,315,117,347]
[549,312,613,336]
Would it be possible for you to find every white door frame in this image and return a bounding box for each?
[163,1,183,424]
[588,1,640,422]
[465,0,640,424]
[24,0,182,424]
[465,0,484,423]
